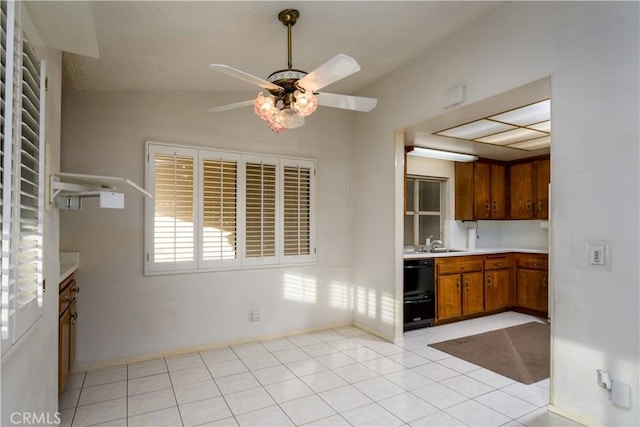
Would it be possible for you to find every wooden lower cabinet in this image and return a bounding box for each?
[437,274,462,321]
[462,271,484,315]
[59,272,79,395]
[435,256,484,323]
[517,269,548,313]
[484,254,511,312]
[515,254,549,315]
[485,269,511,311]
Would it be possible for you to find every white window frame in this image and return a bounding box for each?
[405,175,445,247]
[1,1,46,355]
[144,142,317,275]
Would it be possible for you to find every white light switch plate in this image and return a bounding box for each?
[586,240,611,271]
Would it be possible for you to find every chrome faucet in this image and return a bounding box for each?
[424,235,433,249]
[430,239,444,251]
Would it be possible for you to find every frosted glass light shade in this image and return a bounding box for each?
[476,128,547,145]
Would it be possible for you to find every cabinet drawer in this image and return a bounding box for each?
[516,255,548,270]
[436,258,483,275]
[484,255,511,270]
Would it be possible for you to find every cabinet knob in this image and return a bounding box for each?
[492,200,497,213]
[485,201,490,213]
[456,279,460,293]
[70,312,78,325]
[526,201,531,211]
[72,286,80,294]
[487,277,492,287]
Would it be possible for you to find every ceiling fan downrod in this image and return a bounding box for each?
[278,9,299,70]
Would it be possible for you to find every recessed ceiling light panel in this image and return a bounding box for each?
[527,120,551,133]
[475,128,547,145]
[489,99,550,126]
[508,136,551,150]
[436,119,516,140]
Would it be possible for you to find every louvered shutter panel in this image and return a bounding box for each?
[0,0,7,338]
[1,2,44,350]
[281,159,315,263]
[149,148,197,271]
[244,158,278,264]
[200,153,240,268]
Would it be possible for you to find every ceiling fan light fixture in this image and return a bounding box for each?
[291,89,318,117]
[254,92,277,120]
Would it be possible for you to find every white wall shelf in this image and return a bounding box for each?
[49,172,151,210]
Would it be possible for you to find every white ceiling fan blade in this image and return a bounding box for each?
[317,93,378,112]
[209,64,284,93]
[297,54,361,92]
[208,99,254,113]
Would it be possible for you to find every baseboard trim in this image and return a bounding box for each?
[72,321,354,373]
[548,403,600,426]
[352,320,394,343]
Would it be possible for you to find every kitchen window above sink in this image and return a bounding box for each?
[404,175,445,249]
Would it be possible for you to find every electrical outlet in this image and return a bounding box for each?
[250,309,261,322]
[612,381,632,408]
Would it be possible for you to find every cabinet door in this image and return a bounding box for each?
[462,272,484,315]
[490,164,506,218]
[69,301,77,370]
[509,162,533,219]
[473,162,491,219]
[517,269,548,313]
[534,158,550,219]
[455,162,474,220]
[58,311,70,395]
[485,269,510,311]
[437,274,462,321]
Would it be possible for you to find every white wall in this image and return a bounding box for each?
[60,90,355,367]
[353,2,638,426]
[1,49,62,426]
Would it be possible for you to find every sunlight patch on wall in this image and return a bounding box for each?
[368,289,377,319]
[328,281,351,310]
[380,293,395,325]
[283,272,317,304]
[357,286,367,315]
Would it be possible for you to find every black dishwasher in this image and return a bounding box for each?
[403,259,435,330]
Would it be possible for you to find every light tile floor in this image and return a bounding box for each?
[59,312,584,427]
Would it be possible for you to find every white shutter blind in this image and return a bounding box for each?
[15,35,41,318]
[1,2,44,350]
[283,164,311,256]
[0,0,7,337]
[200,155,239,267]
[151,151,196,270]
[244,159,278,264]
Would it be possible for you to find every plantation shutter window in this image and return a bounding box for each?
[1,0,45,353]
[244,158,278,265]
[200,153,240,268]
[145,143,316,274]
[148,146,197,272]
[281,159,315,263]
[0,0,7,338]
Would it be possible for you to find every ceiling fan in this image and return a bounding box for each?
[208,9,378,133]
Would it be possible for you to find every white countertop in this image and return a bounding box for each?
[59,252,80,283]
[403,247,548,259]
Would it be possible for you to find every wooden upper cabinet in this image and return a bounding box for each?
[490,164,506,218]
[509,161,533,219]
[533,158,550,219]
[509,156,550,219]
[455,160,506,220]
[455,162,474,220]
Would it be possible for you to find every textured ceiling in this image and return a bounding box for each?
[62,1,502,94]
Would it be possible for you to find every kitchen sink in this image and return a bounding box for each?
[405,247,468,254]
